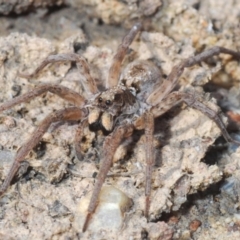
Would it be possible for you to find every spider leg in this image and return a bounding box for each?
[147,46,240,106]
[150,92,184,117]
[151,91,240,145]
[19,53,98,95]
[107,23,142,88]
[82,121,134,232]
[182,92,240,145]
[0,84,86,113]
[0,107,87,196]
[144,112,155,218]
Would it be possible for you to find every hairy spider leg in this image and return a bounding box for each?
[0,107,87,196]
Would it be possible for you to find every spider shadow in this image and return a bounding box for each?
[153,102,221,178]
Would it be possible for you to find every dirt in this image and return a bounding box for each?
[0,0,240,239]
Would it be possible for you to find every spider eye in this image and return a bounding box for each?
[98,97,103,103]
[105,100,112,105]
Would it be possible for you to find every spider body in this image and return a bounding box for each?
[88,85,138,132]
[1,23,240,232]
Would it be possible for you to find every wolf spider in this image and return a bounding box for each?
[1,22,240,232]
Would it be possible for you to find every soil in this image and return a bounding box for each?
[0,0,240,239]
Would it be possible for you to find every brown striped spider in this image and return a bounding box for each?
[0,23,240,232]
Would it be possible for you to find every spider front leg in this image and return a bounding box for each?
[143,112,155,218]
[150,91,240,145]
[19,53,98,95]
[82,121,134,232]
[107,23,142,88]
[147,46,240,106]
[0,107,87,196]
[0,84,86,113]
[182,92,240,145]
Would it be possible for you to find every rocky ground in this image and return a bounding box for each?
[0,0,240,239]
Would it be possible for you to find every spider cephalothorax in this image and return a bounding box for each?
[88,85,139,132]
[1,23,240,233]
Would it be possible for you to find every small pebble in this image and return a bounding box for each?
[74,185,133,232]
[189,219,202,232]
[225,217,231,224]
